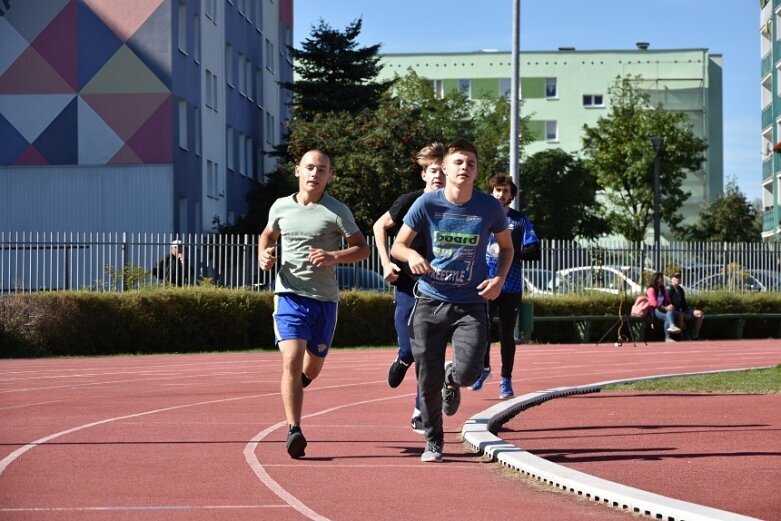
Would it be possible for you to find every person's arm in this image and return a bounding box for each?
[514,241,540,262]
[258,225,280,271]
[372,211,400,282]
[477,229,513,300]
[514,216,541,262]
[391,225,430,275]
[308,232,370,267]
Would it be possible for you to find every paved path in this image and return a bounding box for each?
[0,339,778,520]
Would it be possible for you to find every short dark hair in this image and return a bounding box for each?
[487,173,518,201]
[444,138,478,160]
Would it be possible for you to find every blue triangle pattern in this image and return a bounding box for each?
[0,112,29,165]
[77,0,122,90]
[33,96,78,164]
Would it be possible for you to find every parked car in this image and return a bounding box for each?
[336,266,390,292]
[746,269,781,292]
[555,266,644,295]
[690,272,766,293]
[522,268,568,295]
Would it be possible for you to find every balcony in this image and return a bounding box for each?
[764,157,774,180]
[763,104,774,128]
[762,52,773,77]
[763,209,779,232]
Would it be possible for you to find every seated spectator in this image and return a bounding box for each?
[647,271,681,343]
[667,271,704,340]
[153,239,189,286]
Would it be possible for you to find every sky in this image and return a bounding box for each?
[293,0,761,201]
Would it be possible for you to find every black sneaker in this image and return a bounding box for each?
[388,357,411,388]
[441,361,461,416]
[410,415,424,435]
[286,426,307,459]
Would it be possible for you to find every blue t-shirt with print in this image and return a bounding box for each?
[403,189,508,303]
[486,208,538,294]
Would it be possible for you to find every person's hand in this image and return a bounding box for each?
[381,261,400,282]
[309,247,336,267]
[259,246,277,271]
[477,277,503,300]
[406,251,432,275]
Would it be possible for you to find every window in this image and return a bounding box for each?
[265,112,274,144]
[205,70,218,110]
[265,38,274,72]
[225,45,233,87]
[545,77,557,98]
[582,94,604,107]
[245,136,254,178]
[194,107,201,155]
[192,14,200,62]
[177,3,187,54]
[255,68,263,106]
[545,120,558,142]
[431,79,443,98]
[499,78,512,98]
[238,53,246,96]
[204,0,216,22]
[178,99,188,149]
[238,132,246,175]
[207,160,217,198]
[246,59,254,101]
[254,0,262,30]
[458,79,471,98]
[226,126,234,171]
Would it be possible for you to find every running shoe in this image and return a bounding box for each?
[499,377,514,400]
[469,367,492,391]
[410,414,424,435]
[421,440,443,462]
[388,357,411,388]
[442,361,461,416]
[286,426,307,459]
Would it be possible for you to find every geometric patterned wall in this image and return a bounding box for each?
[0,0,172,166]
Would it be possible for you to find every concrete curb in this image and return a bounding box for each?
[461,367,774,521]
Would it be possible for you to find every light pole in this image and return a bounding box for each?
[510,0,521,210]
[649,136,664,270]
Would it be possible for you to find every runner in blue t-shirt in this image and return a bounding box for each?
[470,174,540,399]
[391,139,514,463]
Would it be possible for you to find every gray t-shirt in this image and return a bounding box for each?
[267,193,361,302]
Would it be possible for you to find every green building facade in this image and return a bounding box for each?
[378,46,724,237]
[761,0,780,241]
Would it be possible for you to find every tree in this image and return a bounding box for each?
[581,77,708,242]
[675,179,762,242]
[519,149,609,239]
[285,18,391,120]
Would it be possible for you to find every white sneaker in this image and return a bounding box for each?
[667,325,681,333]
[665,337,677,343]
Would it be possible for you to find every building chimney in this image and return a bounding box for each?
[636,42,650,50]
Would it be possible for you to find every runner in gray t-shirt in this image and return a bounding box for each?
[259,150,369,459]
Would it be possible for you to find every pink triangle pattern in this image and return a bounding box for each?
[82,0,164,42]
[31,0,78,91]
[14,145,49,165]
[109,144,143,164]
[81,92,168,141]
[126,95,171,163]
[0,47,74,94]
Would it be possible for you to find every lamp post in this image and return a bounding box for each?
[649,136,664,270]
[510,0,521,210]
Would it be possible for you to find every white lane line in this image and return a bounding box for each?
[0,504,290,512]
[243,393,413,521]
[0,400,61,410]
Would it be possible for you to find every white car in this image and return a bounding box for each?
[555,266,644,295]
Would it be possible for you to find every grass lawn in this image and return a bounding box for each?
[604,365,781,394]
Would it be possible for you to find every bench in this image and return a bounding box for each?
[533,314,648,344]
[701,313,781,339]
[530,313,781,342]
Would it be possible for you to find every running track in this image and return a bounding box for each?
[1,340,778,520]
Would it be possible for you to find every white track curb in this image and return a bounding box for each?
[462,368,773,521]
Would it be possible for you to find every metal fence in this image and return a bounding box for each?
[2,231,780,295]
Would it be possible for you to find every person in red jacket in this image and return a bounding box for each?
[646,271,681,343]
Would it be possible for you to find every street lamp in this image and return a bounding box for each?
[649,136,664,270]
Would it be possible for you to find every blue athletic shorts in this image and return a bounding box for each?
[273,293,338,358]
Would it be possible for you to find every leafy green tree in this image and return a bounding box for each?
[285,18,391,120]
[581,77,708,241]
[519,149,609,239]
[675,179,762,242]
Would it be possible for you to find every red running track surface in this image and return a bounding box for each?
[1,339,778,520]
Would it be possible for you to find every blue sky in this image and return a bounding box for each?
[294,1,760,201]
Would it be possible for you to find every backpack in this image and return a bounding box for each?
[630,295,652,319]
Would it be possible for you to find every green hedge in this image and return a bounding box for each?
[1,289,779,358]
